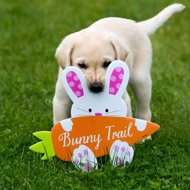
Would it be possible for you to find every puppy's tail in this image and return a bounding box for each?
[137,4,185,35]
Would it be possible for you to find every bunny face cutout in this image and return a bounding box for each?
[62,60,130,118]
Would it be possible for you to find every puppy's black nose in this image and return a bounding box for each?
[89,82,103,93]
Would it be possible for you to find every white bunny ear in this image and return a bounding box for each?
[105,60,130,97]
[62,67,87,102]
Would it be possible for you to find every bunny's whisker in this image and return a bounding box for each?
[76,108,91,114]
[108,110,121,114]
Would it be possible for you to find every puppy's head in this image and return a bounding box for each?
[55,30,128,93]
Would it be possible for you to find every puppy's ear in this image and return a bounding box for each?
[110,35,129,61]
[55,35,75,69]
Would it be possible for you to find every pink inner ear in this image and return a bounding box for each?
[109,67,124,95]
[66,71,84,98]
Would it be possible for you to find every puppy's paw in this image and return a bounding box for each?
[72,145,98,172]
[60,119,73,132]
[141,135,152,143]
[110,140,134,168]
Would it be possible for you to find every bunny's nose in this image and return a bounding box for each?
[89,82,103,93]
[95,113,102,116]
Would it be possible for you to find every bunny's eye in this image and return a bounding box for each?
[88,108,92,112]
[105,109,109,112]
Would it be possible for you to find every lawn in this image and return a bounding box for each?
[0,0,190,189]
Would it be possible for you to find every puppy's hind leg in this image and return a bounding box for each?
[129,71,152,122]
[129,37,152,123]
[130,68,152,141]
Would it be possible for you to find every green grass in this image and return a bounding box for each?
[0,0,190,189]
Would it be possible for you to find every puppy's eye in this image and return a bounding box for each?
[103,61,111,68]
[78,63,87,69]
[88,108,92,112]
[105,109,109,112]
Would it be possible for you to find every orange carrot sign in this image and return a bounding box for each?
[51,116,159,161]
[30,116,159,171]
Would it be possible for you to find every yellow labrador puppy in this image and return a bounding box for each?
[53,4,185,125]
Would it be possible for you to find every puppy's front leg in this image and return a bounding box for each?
[122,91,132,117]
[53,68,72,125]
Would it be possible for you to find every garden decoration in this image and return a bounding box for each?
[30,60,160,172]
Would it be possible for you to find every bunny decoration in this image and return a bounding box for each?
[63,60,128,118]
[30,60,160,172]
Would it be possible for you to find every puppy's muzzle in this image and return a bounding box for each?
[89,82,103,93]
